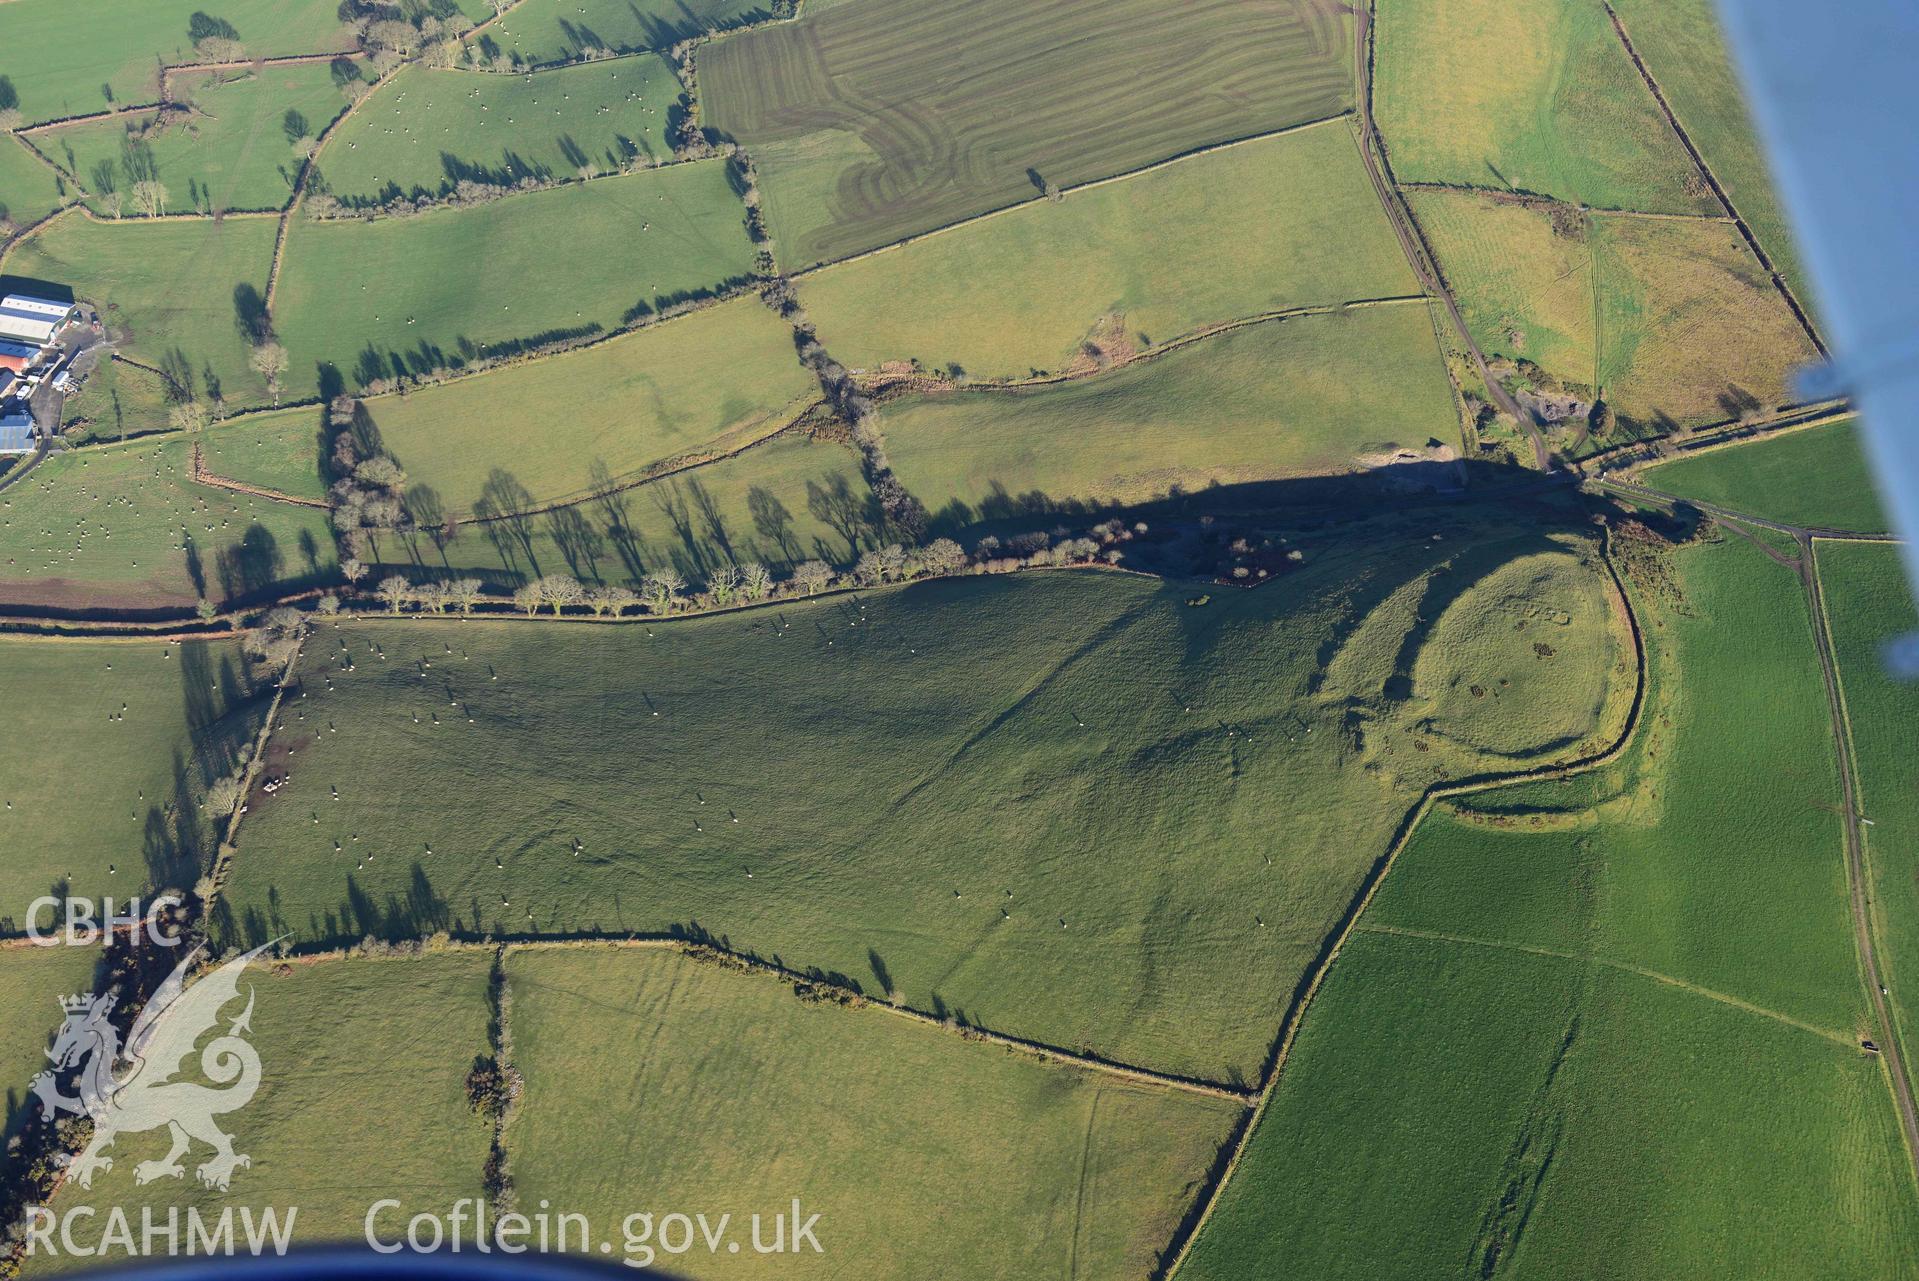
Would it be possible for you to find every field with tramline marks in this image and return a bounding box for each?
[702,0,1353,266]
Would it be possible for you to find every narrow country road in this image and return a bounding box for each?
[1353,3,1553,472]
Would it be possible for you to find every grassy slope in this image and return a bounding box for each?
[795,122,1416,381]
[3,212,278,409]
[1819,542,1919,1119]
[1184,535,1914,1279]
[274,160,756,397]
[1606,0,1809,306]
[50,62,351,214]
[0,437,336,609]
[365,428,872,586]
[1411,190,1815,430]
[59,356,178,445]
[702,0,1352,267]
[0,0,354,127]
[474,0,777,66]
[208,296,817,514]
[223,512,1625,1082]
[1374,0,1710,214]
[884,305,1458,521]
[1644,418,1884,533]
[505,945,1239,1278]
[0,946,102,1179]
[0,636,265,915]
[318,57,681,202]
[22,952,493,1271]
[0,136,71,229]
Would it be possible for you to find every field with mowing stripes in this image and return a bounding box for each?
[1183,535,1914,1279]
[0,437,336,609]
[505,945,1240,1278]
[702,0,1353,267]
[273,161,757,397]
[795,122,1418,381]
[0,635,266,911]
[318,58,682,204]
[1645,418,1884,532]
[883,305,1458,524]
[45,61,355,215]
[3,212,278,409]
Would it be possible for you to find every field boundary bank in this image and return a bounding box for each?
[14,52,361,136]
[1159,518,1651,1278]
[1397,179,1734,224]
[1357,923,1857,1046]
[1804,539,1919,1182]
[786,112,1357,279]
[1581,400,1852,474]
[1592,477,1902,543]
[189,441,329,508]
[1597,0,1826,357]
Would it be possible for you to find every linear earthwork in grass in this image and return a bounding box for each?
[882,304,1458,524]
[1374,0,1712,213]
[701,0,1353,267]
[224,508,1629,1083]
[42,61,355,215]
[795,121,1419,381]
[316,57,682,204]
[0,635,268,914]
[0,135,72,230]
[2,212,279,409]
[504,944,1241,1278]
[1181,534,1916,1279]
[272,160,757,397]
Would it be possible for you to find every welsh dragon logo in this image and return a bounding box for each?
[31,943,275,1192]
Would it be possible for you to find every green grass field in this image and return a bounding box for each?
[504,944,1239,1277]
[211,295,817,515]
[1410,190,1816,432]
[472,0,777,67]
[1374,0,1711,214]
[1819,542,1919,1118]
[702,0,1353,267]
[2,211,278,409]
[44,61,353,215]
[222,506,1627,1083]
[0,0,356,127]
[1644,418,1886,532]
[0,946,103,1178]
[1607,0,1810,305]
[317,58,681,203]
[20,951,494,1272]
[0,135,72,230]
[366,428,872,586]
[0,635,267,913]
[59,356,178,444]
[794,122,1419,381]
[1183,534,1914,1278]
[273,160,757,397]
[882,304,1458,522]
[0,437,336,609]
